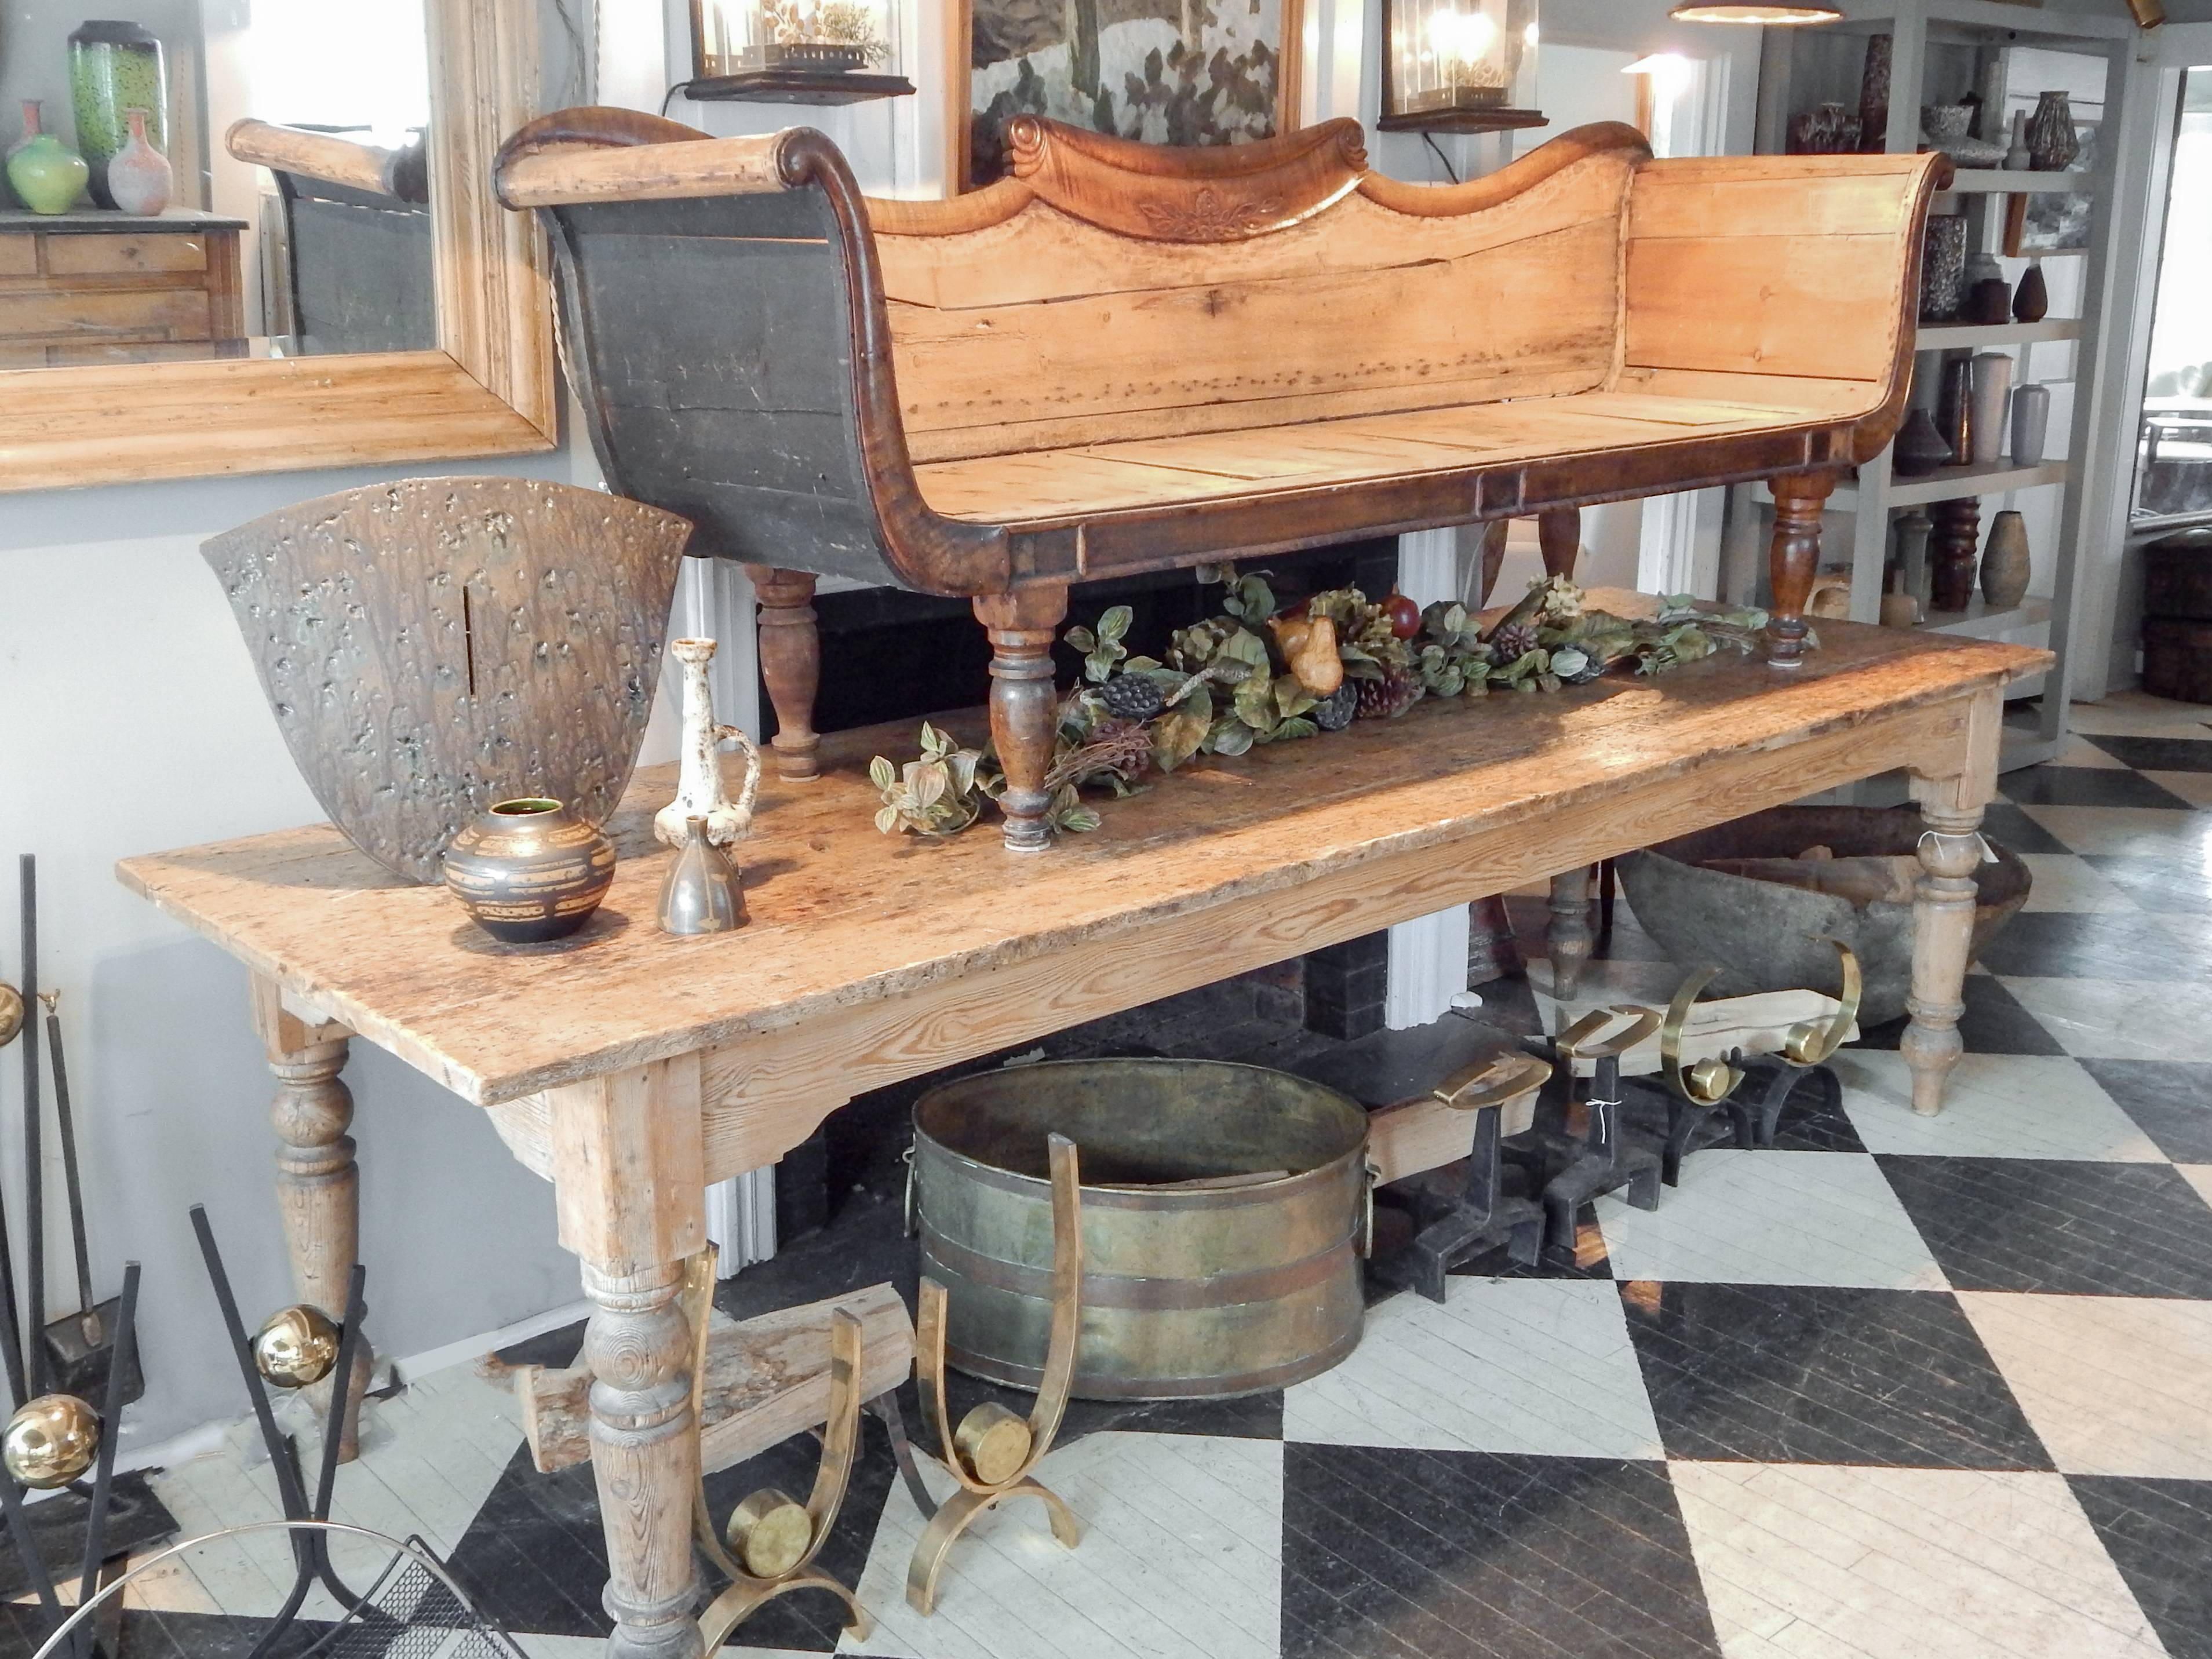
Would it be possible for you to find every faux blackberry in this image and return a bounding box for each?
[1098,673,1166,722]
[1354,670,1422,720]
[1312,680,1358,732]
[1488,621,1540,663]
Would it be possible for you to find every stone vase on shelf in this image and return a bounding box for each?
[1981,511,2031,610]
[2011,381,2052,466]
[1858,33,1892,152]
[2003,110,2032,170]
[2027,90,2079,172]
[1939,357,1977,464]
[2013,261,2049,323]
[1920,214,1968,321]
[1894,407,1954,476]
[104,105,170,215]
[1970,352,2013,465]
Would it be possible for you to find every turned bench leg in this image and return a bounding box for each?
[1537,506,1580,581]
[744,566,819,783]
[975,586,1069,852]
[1547,869,1595,1000]
[1766,472,1838,669]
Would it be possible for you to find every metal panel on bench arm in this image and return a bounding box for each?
[494,109,1947,851]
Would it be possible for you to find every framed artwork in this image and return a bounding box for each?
[948,0,1306,193]
[2003,120,2098,256]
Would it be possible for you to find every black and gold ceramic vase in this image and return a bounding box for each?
[442,798,615,943]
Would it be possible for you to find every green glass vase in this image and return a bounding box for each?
[68,19,166,210]
[6,133,90,215]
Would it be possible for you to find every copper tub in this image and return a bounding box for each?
[912,1059,1369,1400]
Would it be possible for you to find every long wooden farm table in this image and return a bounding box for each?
[119,607,2045,1659]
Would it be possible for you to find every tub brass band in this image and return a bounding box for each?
[919,1229,1353,1311]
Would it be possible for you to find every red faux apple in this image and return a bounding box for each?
[1382,591,1422,639]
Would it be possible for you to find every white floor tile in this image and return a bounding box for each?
[1672,1462,2165,1659]
[1597,1151,1947,1290]
[1283,1278,1661,1459]
[2067,692,2212,739]
[2000,977,2212,1061]
[2053,734,2132,770]
[1959,1292,2212,1478]
[2017,854,2137,914]
[2141,768,2212,810]
[2177,1163,2212,1209]
[1832,1051,2164,1162]
[842,1432,1280,1659]
[2014,804,2212,860]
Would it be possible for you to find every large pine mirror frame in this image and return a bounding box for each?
[0,0,556,493]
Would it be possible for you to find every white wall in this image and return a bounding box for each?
[0,449,607,1451]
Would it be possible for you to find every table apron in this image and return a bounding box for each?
[480,689,1977,1188]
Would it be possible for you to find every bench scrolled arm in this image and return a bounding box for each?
[492,110,818,210]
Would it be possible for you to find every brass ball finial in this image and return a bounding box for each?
[726,1488,815,1579]
[253,1304,341,1388]
[4,1393,100,1489]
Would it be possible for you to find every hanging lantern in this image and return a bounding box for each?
[1380,0,1546,134]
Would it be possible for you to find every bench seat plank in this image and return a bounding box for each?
[914,391,1833,528]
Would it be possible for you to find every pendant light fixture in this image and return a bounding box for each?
[1668,5,1842,21]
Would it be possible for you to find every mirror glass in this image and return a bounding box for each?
[2133,64,2212,530]
[0,0,434,367]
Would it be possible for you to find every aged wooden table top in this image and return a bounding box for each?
[119,608,2044,1122]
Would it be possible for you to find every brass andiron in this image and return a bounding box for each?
[679,1246,872,1649]
[1736,938,1862,1146]
[1655,965,1751,1185]
[908,1132,1085,1615]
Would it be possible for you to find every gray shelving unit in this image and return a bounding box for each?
[1738,0,2136,772]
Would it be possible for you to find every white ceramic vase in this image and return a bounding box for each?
[1969,351,2012,466]
[105,105,170,215]
[2010,381,2051,467]
[654,637,763,848]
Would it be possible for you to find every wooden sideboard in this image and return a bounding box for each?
[0,209,247,368]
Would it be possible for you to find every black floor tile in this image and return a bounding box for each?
[1876,1156,2212,1297]
[2082,734,2212,771]
[2083,854,2212,914]
[1618,1281,2050,1470]
[1977,800,2076,856]
[2080,1059,2212,1163]
[1971,910,2212,982]
[447,1421,905,1650]
[1850,973,2068,1057]
[2000,765,2196,810]
[2069,1475,2212,1659]
[1281,1444,1721,1659]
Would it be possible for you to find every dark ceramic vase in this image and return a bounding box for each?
[2027,90,2079,172]
[442,797,615,943]
[2013,261,2049,323]
[1893,407,1954,476]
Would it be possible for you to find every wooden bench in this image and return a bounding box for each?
[494,110,1946,848]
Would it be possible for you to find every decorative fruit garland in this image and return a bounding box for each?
[870,570,1775,837]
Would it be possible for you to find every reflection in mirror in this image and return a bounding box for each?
[0,0,433,366]
[2134,65,2212,530]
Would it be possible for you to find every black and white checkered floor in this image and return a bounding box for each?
[71,692,2212,1658]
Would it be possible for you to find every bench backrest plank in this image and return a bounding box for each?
[874,129,1643,465]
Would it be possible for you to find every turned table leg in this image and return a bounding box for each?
[1547,869,1594,1000]
[550,1059,708,1659]
[250,978,370,1460]
[975,586,1069,853]
[1766,472,1838,669]
[1902,804,1985,1115]
[744,567,821,783]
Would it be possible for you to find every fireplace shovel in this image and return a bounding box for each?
[38,991,142,1407]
